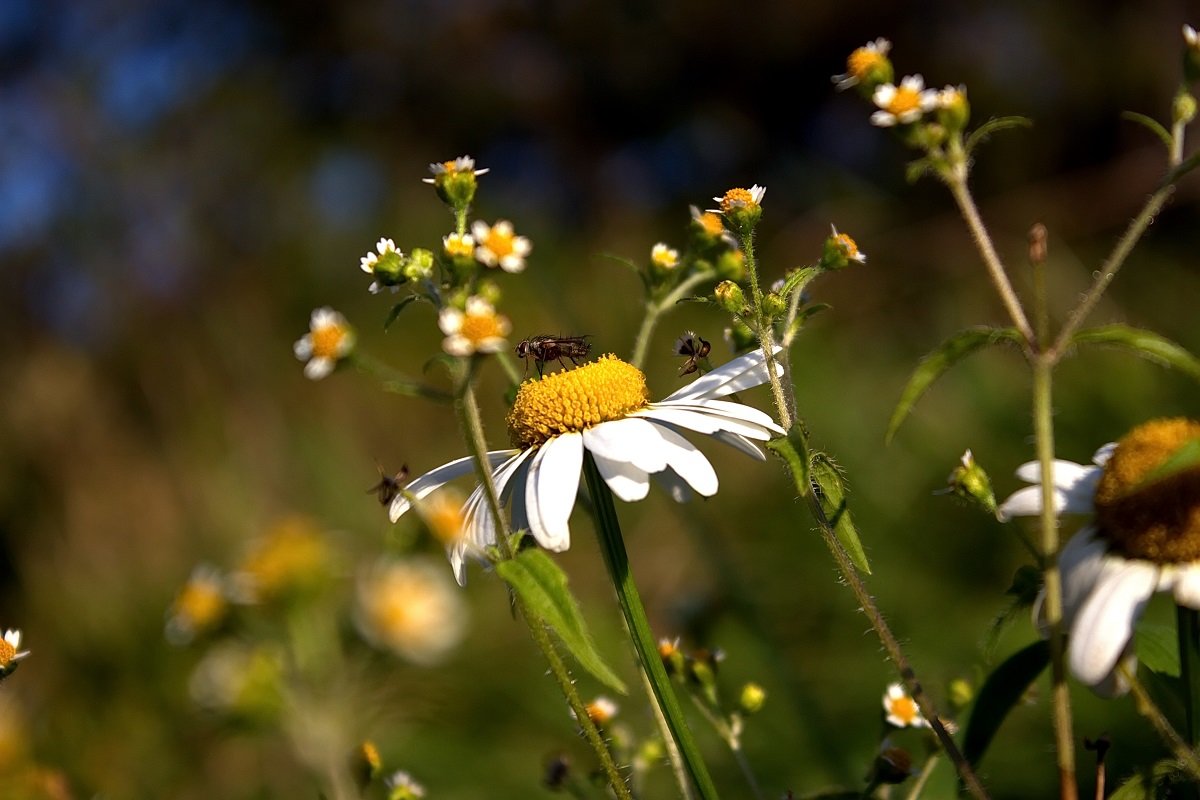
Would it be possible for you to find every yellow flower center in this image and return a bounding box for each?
[848,47,885,79]
[507,355,649,449]
[0,640,14,667]
[834,233,860,258]
[241,517,329,598]
[1094,418,1200,563]
[444,234,473,258]
[175,580,226,630]
[311,323,349,360]
[460,310,505,344]
[720,188,757,213]
[697,211,724,237]
[888,694,919,725]
[483,228,515,258]
[886,86,921,117]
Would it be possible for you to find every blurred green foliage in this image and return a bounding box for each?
[0,1,1198,797]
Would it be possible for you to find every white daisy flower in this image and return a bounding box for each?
[360,237,402,294]
[870,75,938,127]
[438,296,511,356]
[999,418,1200,695]
[832,37,892,90]
[422,155,488,184]
[391,349,786,584]
[293,307,355,380]
[471,219,531,273]
[882,682,926,728]
[0,629,29,673]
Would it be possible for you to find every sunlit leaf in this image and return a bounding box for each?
[963,640,1049,767]
[766,426,811,499]
[1070,324,1200,381]
[886,327,1024,443]
[1136,623,1181,678]
[1110,760,1190,800]
[810,455,870,574]
[1121,111,1173,150]
[496,549,627,694]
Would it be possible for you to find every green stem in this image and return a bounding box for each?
[689,701,762,800]
[1120,662,1200,780]
[630,271,718,369]
[943,161,1036,347]
[1178,606,1200,748]
[904,753,939,800]
[582,454,721,800]
[454,372,633,800]
[350,353,453,404]
[1032,356,1077,800]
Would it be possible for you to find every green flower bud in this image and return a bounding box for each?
[820,227,867,271]
[762,291,787,318]
[1175,90,1197,126]
[936,85,970,132]
[423,155,489,212]
[403,248,435,281]
[713,280,746,314]
[949,678,974,710]
[715,249,746,281]
[739,682,767,715]
[943,449,997,515]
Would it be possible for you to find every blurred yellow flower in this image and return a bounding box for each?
[166,565,228,645]
[294,308,355,380]
[234,516,332,603]
[355,559,468,665]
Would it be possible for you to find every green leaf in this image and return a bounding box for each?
[495,549,627,694]
[778,266,823,301]
[766,425,812,499]
[905,156,935,184]
[1137,623,1181,677]
[810,455,870,574]
[1134,439,1200,493]
[383,295,420,330]
[1110,760,1190,800]
[886,327,1024,443]
[964,116,1032,155]
[1121,110,1173,150]
[1071,324,1200,381]
[963,639,1049,767]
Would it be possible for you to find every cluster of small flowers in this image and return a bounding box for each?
[833,37,969,135]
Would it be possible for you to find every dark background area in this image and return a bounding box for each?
[0,0,1197,797]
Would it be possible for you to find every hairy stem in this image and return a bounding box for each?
[1120,663,1200,780]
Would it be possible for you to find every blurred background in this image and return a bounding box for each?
[2,0,1199,797]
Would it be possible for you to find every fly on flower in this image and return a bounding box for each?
[673,331,711,376]
[515,334,592,377]
[368,463,409,506]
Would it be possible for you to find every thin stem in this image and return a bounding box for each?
[904,753,939,800]
[1120,662,1200,780]
[582,454,721,800]
[455,373,633,800]
[350,353,453,404]
[641,670,695,800]
[943,166,1036,346]
[630,271,718,369]
[689,701,763,800]
[1032,356,1077,800]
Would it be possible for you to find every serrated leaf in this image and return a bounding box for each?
[964,116,1033,155]
[383,295,420,330]
[1137,623,1181,677]
[1121,111,1173,150]
[496,549,627,694]
[886,327,1024,443]
[810,455,870,574]
[1071,324,1200,381]
[963,640,1049,767]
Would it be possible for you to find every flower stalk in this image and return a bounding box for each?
[454,367,634,800]
[582,453,721,800]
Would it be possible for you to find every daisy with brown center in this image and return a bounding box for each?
[471,219,531,273]
[391,349,784,583]
[883,682,926,728]
[832,37,893,91]
[0,629,29,675]
[438,296,511,356]
[870,75,938,127]
[294,308,355,380]
[999,418,1200,694]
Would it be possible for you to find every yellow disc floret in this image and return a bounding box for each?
[0,640,14,668]
[848,47,885,80]
[312,322,350,359]
[1094,417,1200,562]
[884,85,921,117]
[507,354,649,449]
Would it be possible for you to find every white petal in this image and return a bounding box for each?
[708,430,766,460]
[640,403,781,440]
[583,418,668,474]
[662,347,783,402]
[304,358,334,380]
[653,467,693,503]
[1091,648,1138,698]
[1093,442,1118,466]
[1069,560,1158,688]
[390,451,519,521]
[465,449,534,552]
[655,425,719,497]
[1167,564,1200,609]
[592,451,652,502]
[1013,459,1093,489]
[525,434,583,552]
[293,337,313,359]
[1010,460,1102,514]
[1058,527,1109,624]
[996,486,1048,521]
